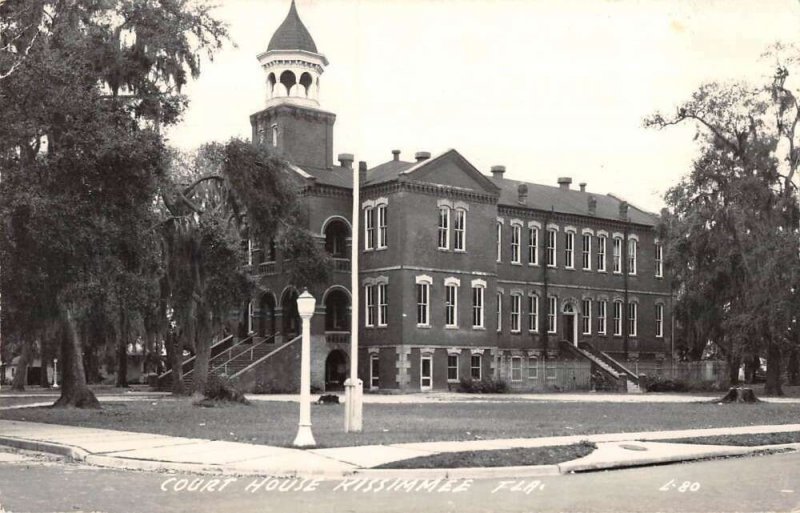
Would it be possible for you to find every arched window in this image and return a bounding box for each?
[267,72,276,95]
[279,70,297,95]
[299,72,313,96]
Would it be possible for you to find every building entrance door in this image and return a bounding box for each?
[420,355,433,391]
[564,314,576,346]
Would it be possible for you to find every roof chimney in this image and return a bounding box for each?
[557,177,572,190]
[392,149,401,161]
[338,153,354,169]
[517,183,528,205]
[619,201,629,220]
[491,165,506,179]
[415,151,431,162]
[579,182,587,192]
[358,161,368,185]
[588,195,597,216]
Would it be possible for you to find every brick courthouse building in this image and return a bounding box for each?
[243,1,672,392]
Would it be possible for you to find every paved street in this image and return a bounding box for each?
[1,447,799,513]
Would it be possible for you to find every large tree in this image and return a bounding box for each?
[0,0,227,406]
[647,64,800,395]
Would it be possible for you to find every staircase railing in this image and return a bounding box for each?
[560,340,625,391]
[211,333,280,377]
[156,334,234,388]
[183,334,263,379]
[231,334,303,380]
[579,341,639,385]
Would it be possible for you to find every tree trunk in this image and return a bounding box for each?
[764,340,783,396]
[168,330,186,395]
[744,354,758,384]
[54,302,100,408]
[11,340,32,391]
[115,303,129,388]
[788,347,800,386]
[727,354,741,386]
[192,303,211,396]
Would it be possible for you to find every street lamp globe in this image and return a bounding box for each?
[297,289,316,319]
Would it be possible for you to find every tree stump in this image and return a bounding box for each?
[718,387,760,403]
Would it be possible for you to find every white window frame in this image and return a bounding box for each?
[444,278,459,328]
[510,293,522,333]
[377,204,387,249]
[247,300,254,334]
[597,300,607,335]
[271,124,278,146]
[370,353,380,390]
[581,299,592,335]
[528,357,539,379]
[628,301,638,337]
[612,236,623,274]
[546,227,558,267]
[377,282,388,327]
[511,223,521,264]
[415,276,432,327]
[511,356,522,382]
[628,236,637,275]
[613,300,623,336]
[447,353,459,382]
[528,294,539,333]
[471,354,482,380]
[496,221,503,262]
[564,229,575,269]
[655,241,664,278]
[453,208,466,251]
[471,280,486,329]
[597,234,607,272]
[582,233,592,270]
[496,292,503,333]
[365,284,376,327]
[420,354,433,390]
[528,225,539,266]
[364,206,375,250]
[438,207,450,250]
[548,296,557,334]
[656,303,664,338]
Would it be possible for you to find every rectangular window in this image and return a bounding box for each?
[247,301,254,333]
[496,223,502,262]
[628,238,637,275]
[656,303,664,338]
[447,354,459,382]
[471,355,482,380]
[420,355,432,390]
[546,229,557,267]
[597,236,607,272]
[565,231,575,268]
[613,300,623,336]
[377,283,387,327]
[582,234,591,270]
[445,284,457,327]
[528,295,539,332]
[655,243,663,278]
[496,293,502,332]
[370,354,379,389]
[364,207,375,250]
[613,237,622,273]
[271,124,278,146]
[628,302,637,337]
[527,357,538,379]
[510,294,521,333]
[365,285,376,327]
[472,286,484,328]
[548,296,557,334]
[438,207,449,249]
[416,283,429,326]
[546,363,557,380]
[377,205,387,249]
[528,227,538,265]
[511,357,522,382]
[511,225,521,263]
[453,209,466,251]
[581,299,592,335]
[597,300,607,335]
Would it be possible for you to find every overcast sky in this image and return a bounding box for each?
[166,0,800,212]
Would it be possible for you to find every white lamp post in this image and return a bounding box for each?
[53,358,59,389]
[293,289,316,447]
[345,164,363,432]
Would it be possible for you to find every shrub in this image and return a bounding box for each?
[640,375,689,393]
[201,374,249,404]
[457,377,509,393]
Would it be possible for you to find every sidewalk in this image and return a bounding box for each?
[1,419,797,479]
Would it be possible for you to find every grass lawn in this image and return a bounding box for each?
[375,442,595,469]
[0,396,59,408]
[1,398,800,448]
[654,432,800,447]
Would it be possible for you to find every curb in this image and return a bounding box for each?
[351,464,560,480]
[0,436,88,462]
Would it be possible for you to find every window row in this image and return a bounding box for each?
[414,277,486,329]
[437,205,467,251]
[363,200,388,251]
[508,356,558,382]
[497,222,664,278]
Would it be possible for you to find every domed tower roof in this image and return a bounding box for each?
[267,0,318,53]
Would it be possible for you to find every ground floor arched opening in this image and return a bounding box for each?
[325,349,348,391]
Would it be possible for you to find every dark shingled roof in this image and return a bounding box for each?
[365,159,416,185]
[301,165,354,188]
[490,176,659,226]
[267,0,318,53]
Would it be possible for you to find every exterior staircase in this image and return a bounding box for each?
[559,340,634,392]
[156,334,234,390]
[579,341,642,393]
